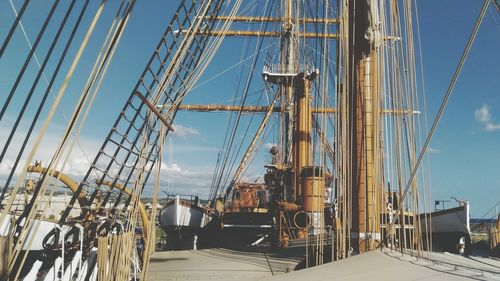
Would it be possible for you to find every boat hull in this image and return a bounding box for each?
[158,198,212,250]
[159,198,212,228]
[420,203,471,254]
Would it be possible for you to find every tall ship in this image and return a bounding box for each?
[0,0,492,279]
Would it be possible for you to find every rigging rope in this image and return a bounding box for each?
[395,0,491,222]
[0,0,92,200]
[6,0,97,179]
[209,0,276,202]
[5,1,112,276]
[0,0,30,59]
[0,0,75,165]
[0,0,60,123]
[229,89,279,191]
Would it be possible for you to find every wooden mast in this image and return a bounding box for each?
[348,0,381,253]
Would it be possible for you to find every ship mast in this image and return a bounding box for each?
[278,0,321,223]
[261,0,318,209]
[347,0,381,253]
[168,0,383,255]
[282,0,298,200]
[281,0,309,202]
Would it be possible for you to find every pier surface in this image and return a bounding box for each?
[262,250,500,281]
[148,247,500,281]
[147,246,304,281]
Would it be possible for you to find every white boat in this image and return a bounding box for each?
[420,201,471,254]
[159,196,212,228]
[158,196,212,250]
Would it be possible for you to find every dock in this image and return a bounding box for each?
[147,246,305,281]
[148,248,500,281]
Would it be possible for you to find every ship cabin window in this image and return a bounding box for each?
[233,190,241,201]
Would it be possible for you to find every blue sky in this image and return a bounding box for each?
[0,0,499,218]
[416,0,500,218]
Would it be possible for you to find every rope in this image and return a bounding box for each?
[0,0,76,165]
[140,121,165,280]
[395,0,491,222]
[66,0,229,226]
[209,0,274,201]
[0,0,91,201]
[0,236,11,280]
[98,232,134,281]
[0,0,61,123]
[4,2,108,277]
[75,2,235,276]
[59,0,134,182]
[106,0,229,216]
[231,91,279,186]
[0,0,30,59]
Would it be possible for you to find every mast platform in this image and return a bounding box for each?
[262,64,319,84]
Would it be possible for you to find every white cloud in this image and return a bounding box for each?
[264,142,276,150]
[426,147,441,154]
[170,124,199,138]
[474,105,500,132]
[160,162,183,173]
[0,120,104,186]
[485,123,500,132]
[160,162,211,180]
[0,121,212,197]
[154,161,213,198]
[62,157,93,177]
[0,159,15,176]
[474,106,490,123]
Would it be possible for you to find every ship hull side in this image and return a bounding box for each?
[420,204,471,254]
[158,198,212,250]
